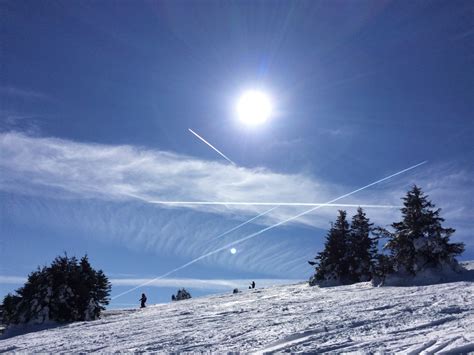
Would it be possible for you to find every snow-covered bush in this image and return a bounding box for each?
[172,288,192,301]
[2,254,111,326]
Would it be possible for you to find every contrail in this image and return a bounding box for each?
[206,206,280,243]
[147,201,400,208]
[112,205,279,300]
[189,128,236,165]
[112,160,426,300]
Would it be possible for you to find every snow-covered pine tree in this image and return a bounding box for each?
[309,210,350,286]
[2,254,110,326]
[385,185,464,276]
[2,267,51,325]
[48,255,79,322]
[2,294,21,325]
[76,255,111,321]
[347,207,378,282]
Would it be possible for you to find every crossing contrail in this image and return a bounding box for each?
[206,206,280,243]
[111,160,426,300]
[189,128,236,165]
[147,201,400,208]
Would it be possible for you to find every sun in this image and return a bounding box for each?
[236,90,272,125]
[230,248,237,254]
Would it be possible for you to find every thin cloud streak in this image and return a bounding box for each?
[0,276,27,284]
[0,86,50,100]
[0,275,300,291]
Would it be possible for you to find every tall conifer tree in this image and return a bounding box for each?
[347,207,377,282]
[385,185,464,274]
[309,210,350,286]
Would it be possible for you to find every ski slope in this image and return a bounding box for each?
[1,264,473,353]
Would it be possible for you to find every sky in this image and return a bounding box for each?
[1,0,473,308]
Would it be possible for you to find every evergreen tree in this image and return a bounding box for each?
[48,255,79,322]
[347,207,378,282]
[2,254,111,326]
[385,185,464,275]
[172,288,192,301]
[309,210,350,286]
[77,255,110,321]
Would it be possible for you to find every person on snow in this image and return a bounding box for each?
[140,293,147,308]
[250,281,255,289]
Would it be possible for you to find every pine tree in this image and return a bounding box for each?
[76,255,111,321]
[92,270,111,319]
[48,254,79,322]
[347,207,378,282]
[2,254,111,326]
[309,210,350,286]
[385,185,464,275]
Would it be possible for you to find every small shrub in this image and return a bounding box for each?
[171,288,192,301]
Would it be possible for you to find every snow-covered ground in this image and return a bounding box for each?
[1,263,473,353]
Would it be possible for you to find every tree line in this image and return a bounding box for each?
[309,186,465,286]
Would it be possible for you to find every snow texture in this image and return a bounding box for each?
[1,263,473,353]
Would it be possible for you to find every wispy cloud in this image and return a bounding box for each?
[0,111,43,136]
[1,132,472,277]
[1,131,472,235]
[0,86,50,101]
[0,274,299,291]
[0,131,401,229]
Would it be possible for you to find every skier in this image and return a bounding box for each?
[251,281,255,289]
[140,293,147,308]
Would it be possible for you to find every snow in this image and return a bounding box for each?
[1,263,473,353]
[383,261,467,287]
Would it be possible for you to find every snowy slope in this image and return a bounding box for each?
[1,264,473,353]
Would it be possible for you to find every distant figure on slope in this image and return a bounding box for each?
[140,293,147,308]
[251,281,255,289]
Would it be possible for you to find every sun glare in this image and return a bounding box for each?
[230,248,237,254]
[236,90,272,126]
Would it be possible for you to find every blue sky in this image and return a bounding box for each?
[1,0,473,307]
